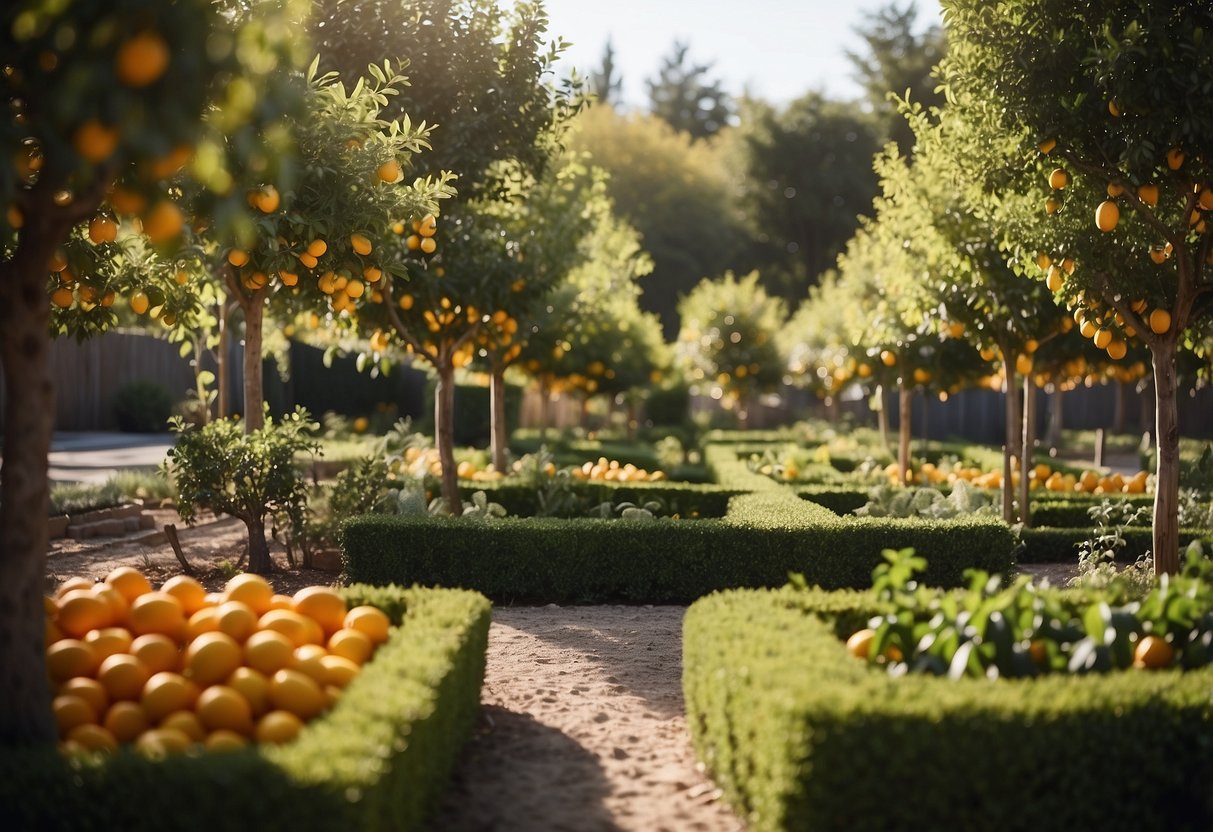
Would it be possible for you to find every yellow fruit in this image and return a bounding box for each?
[1106,182,1125,198]
[135,727,192,756]
[159,710,205,743]
[160,575,208,616]
[130,633,180,675]
[1149,308,1171,334]
[845,628,875,660]
[419,236,437,254]
[377,159,402,183]
[880,350,896,367]
[1108,99,1121,117]
[1045,196,1061,215]
[53,694,97,735]
[255,710,303,745]
[292,587,347,637]
[363,266,382,283]
[227,667,270,717]
[92,585,130,627]
[1093,328,1112,349]
[195,684,253,735]
[252,186,280,214]
[244,629,296,676]
[1106,339,1127,360]
[1095,200,1119,232]
[59,677,109,717]
[257,609,313,648]
[344,606,391,644]
[216,600,259,643]
[268,594,294,612]
[319,654,360,689]
[1048,168,1069,190]
[1016,353,1033,375]
[350,233,372,255]
[73,120,120,163]
[327,628,373,665]
[67,723,118,753]
[115,31,170,87]
[1137,184,1159,206]
[206,729,249,751]
[129,592,186,639]
[140,672,199,723]
[1046,266,1063,292]
[1133,634,1174,669]
[290,645,329,686]
[57,591,113,639]
[224,574,274,616]
[307,239,328,258]
[184,631,243,687]
[97,654,152,702]
[268,669,327,719]
[103,700,149,743]
[142,200,184,243]
[405,233,421,251]
[129,291,150,315]
[186,606,224,642]
[297,252,318,270]
[106,567,153,604]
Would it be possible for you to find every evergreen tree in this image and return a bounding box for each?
[645,40,732,140]
[590,37,622,107]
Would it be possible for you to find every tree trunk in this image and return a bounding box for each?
[1020,376,1037,528]
[1044,386,1064,450]
[1112,381,1127,435]
[579,394,589,430]
[490,362,508,473]
[626,398,638,441]
[1001,349,1022,524]
[1151,340,1181,575]
[875,385,890,452]
[240,296,265,432]
[539,380,551,442]
[216,300,230,419]
[435,362,461,516]
[898,382,912,485]
[0,236,59,746]
[245,515,273,575]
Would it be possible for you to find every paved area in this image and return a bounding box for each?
[46,432,174,484]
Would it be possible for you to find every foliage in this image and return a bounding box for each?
[1070,499,1155,595]
[645,41,732,141]
[588,38,623,108]
[855,480,996,519]
[111,381,173,433]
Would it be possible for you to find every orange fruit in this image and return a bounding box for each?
[306,239,327,258]
[227,667,270,717]
[108,187,146,216]
[46,639,100,683]
[105,567,153,603]
[73,120,120,163]
[257,609,313,647]
[405,234,421,251]
[1038,138,1056,154]
[1137,184,1159,206]
[1107,339,1127,360]
[419,236,437,254]
[129,592,186,639]
[216,600,258,642]
[1133,634,1175,669]
[224,574,274,616]
[327,628,373,666]
[1167,147,1185,170]
[91,585,130,628]
[140,671,199,722]
[1149,308,1171,335]
[142,199,183,243]
[97,653,152,702]
[205,730,249,752]
[130,633,180,675]
[67,723,118,753]
[129,291,150,315]
[88,216,118,244]
[1048,168,1069,190]
[184,631,242,687]
[344,606,390,645]
[53,694,97,735]
[319,654,361,689]
[115,31,170,88]
[160,575,208,615]
[350,233,372,256]
[59,677,109,717]
[252,186,280,214]
[159,709,206,743]
[268,669,326,719]
[268,594,294,611]
[83,626,133,661]
[135,727,192,756]
[292,587,347,636]
[195,685,253,735]
[418,214,437,236]
[297,252,318,270]
[243,629,295,676]
[56,577,95,598]
[228,249,250,267]
[186,605,223,641]
[376,160,402,183]
[845,628,876,660]
[103,700,149,743]
[255,710,303,745]
[57,590,113,638]
[1095,200,1119,232]
[149,144,192,179]
[290,645,329,685]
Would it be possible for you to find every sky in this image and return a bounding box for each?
[529,0,945,108]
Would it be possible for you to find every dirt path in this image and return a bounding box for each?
[431,605,745,832]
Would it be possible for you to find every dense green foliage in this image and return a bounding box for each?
[684,586,1213,831]
[0,585,490,832]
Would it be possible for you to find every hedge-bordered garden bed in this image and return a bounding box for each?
[683,586,1213,831]
[0,585,490,832]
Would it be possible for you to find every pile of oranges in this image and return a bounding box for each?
[45,568,391,757]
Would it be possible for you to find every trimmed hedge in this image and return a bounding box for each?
[341,492,1016,602]
[1028,493,1154,527]
[795,485,870,515]
[0,586,490,832]
[1020,526,1205,563]
[456,478,741,519]
[684,587,1213,832]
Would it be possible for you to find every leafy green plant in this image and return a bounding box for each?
[586,499,664,521]
[459,491,507,522]
[164,408,320,574]
[112,381,173,433]
[1071,500,1154,596]
[855,480,995,519]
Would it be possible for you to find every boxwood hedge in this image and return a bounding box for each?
[684,587,1213,832]
[0,585,490,832]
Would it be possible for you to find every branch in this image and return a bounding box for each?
[1055,148,1177,246]
[1093,270,1156,351]
[379,276,425,354]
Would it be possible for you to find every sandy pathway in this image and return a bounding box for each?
[431,605,745,832]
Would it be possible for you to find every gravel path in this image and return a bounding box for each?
[431,605,745,832]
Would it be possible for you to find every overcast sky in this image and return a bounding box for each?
[527,0,945,107]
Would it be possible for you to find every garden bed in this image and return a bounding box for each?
[683,586,1213,831]
[0,585,490,832]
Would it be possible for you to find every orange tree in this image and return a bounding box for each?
[0,0,302,746]
[675,271,787,428]
[943,0,1213,571]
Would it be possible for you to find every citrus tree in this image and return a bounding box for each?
[943,0,1213,571]
[675,271,787,427]
[0,0,302,746]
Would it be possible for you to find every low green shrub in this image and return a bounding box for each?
[684,586,1213,832]
[795,486,869,515]
[1018,527,1206,563]
[457,478,739,519]
[112,381,174,433]
[0,585,489,832]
